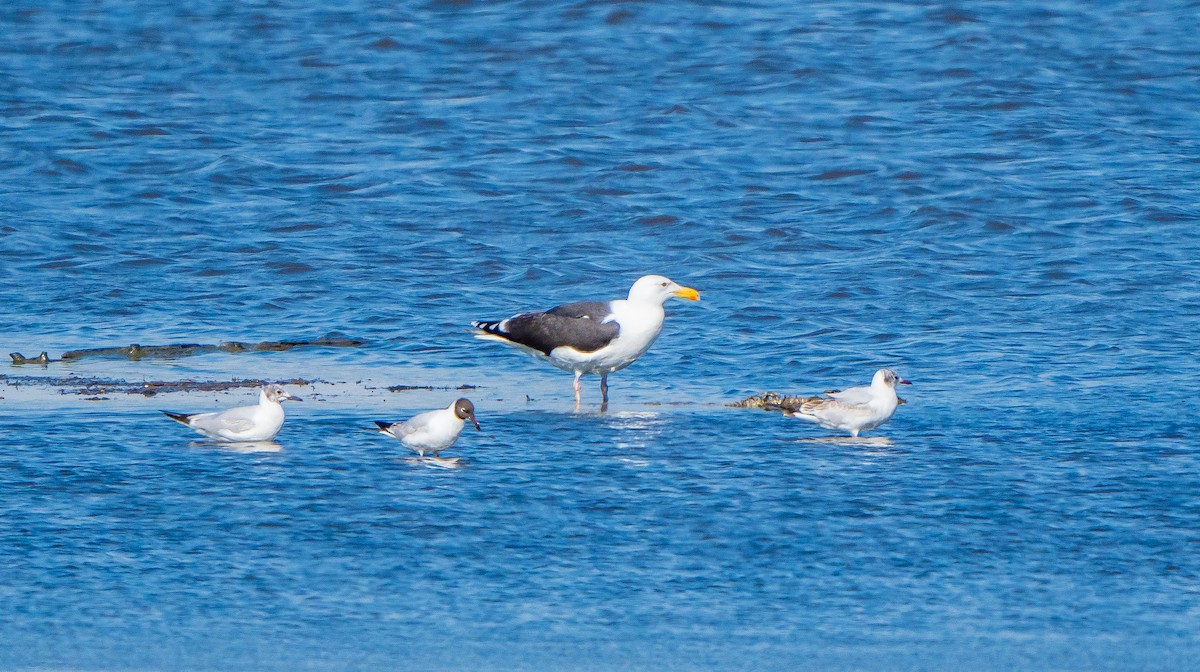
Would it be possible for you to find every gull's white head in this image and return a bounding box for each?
[873,369,911,389]
[262,384,302,403]
[627,274,700,305]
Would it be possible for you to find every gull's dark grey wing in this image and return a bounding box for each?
[474,301,620,355]
[545,301,614,321]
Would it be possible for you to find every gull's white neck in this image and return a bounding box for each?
[871,381,898,408]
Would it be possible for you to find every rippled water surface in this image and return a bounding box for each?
[3,1,1200,670]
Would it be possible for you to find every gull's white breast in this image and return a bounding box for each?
[548,300,665,374]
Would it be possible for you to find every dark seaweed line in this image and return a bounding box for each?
[0,375,322,397]
[9,333,366,365]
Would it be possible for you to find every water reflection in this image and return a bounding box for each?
[189,440,283,453]
[401,455,463,469]
[790,436,895,448]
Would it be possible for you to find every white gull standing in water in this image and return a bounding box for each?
[162,384,301,442]
[471,274,699,408]
[789,368,911,437]
[373,398,481,457]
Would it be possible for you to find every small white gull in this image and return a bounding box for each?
[789,368,910,437]
[471,274,699,407]
[162,384,301,442]
[374,398,480,457]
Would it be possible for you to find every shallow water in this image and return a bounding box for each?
[2,1,1200,670]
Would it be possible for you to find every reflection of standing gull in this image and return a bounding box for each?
[472,274,699,408]
[789,369,910,437]
[162,384,301,442]
[374,399,480,457]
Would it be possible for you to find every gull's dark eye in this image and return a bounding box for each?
[660,282,668,287]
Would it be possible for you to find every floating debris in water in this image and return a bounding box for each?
[32,333,368,361]
[62,344,197,360]
[727,392,813,412]
[125,378,320,397]
[729,391,906,411]
[385,384,478,393]
[10,352,56,366]
[217,334,368,353]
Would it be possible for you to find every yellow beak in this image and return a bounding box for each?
[673,286,700,301]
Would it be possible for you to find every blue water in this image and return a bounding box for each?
[3,1,1200,669]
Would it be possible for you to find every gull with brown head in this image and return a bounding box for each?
[374,398,481,458]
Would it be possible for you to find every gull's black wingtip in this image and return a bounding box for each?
[161,410,191,424]
[472,320,503,334]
